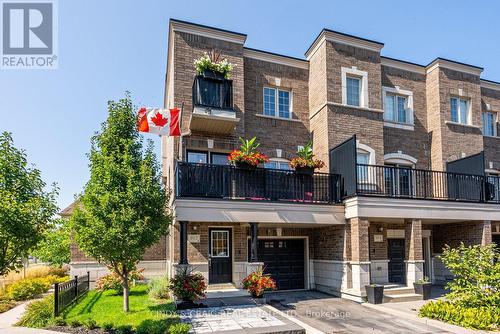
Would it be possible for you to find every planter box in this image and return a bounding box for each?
[365,285,384,304]
[203,69,225,80]
[295,166,314,175]
[413,282,432,300]
[235,161,257,170]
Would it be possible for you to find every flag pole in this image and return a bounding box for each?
[177,101,184,161]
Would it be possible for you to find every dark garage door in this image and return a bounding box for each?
[250,239,305,290]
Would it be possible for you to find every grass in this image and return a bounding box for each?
[63,284,178,330]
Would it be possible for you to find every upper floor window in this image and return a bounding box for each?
[264,159,291,170]
[263,87,291,119]
[382,87,414,127]
[342,67,368,108]
[346,77,361,106]
[450,97,470,125]
[482,112,497,137]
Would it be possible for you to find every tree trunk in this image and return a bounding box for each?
[123,272,129,312]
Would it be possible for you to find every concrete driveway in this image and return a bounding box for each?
[266,291,453,334]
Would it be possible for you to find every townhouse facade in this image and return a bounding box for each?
[69,19,500,302]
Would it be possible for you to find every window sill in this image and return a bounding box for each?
[330,102,384,114]
[383,121,415,131]
[483,134,500,139]
[255,114,302,122]
[445,121,481,129]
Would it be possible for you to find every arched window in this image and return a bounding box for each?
[384,153,417,168]
[384,152,418,197]
[264,158,291,170]
[356,142,376,183]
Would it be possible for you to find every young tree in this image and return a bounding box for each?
[0,132,58,275]
[71,94,171,312]
[31,218,70,267]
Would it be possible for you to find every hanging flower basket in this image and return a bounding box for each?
[194,50,234,79]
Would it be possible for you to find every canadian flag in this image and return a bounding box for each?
[137,107,181,136]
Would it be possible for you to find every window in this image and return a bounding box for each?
[263,87,292,119]
[346,76,361,107]
[211,153,229,165]
[385,94,409,123]
[450,97,470,125]
[342,67,368,108]
[187,151,207,163]
[264,159,291,170]
[357,151,370,182]
[211,230,229,257]
[482,112,497,137]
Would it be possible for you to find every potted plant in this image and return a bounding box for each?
[413,276,432,300]
[242,268,276,298]
[290,141,325,175]
[365,284,384,304]
[169,267,207,309]
[228,137,269,169]
[194,49,234,79]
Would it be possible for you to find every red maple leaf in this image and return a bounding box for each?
[151,112,168,127]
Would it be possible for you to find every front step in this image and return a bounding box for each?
[383,284,422,302]
[383,292,423,303]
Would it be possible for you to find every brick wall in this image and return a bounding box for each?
[432,221,489,253]
[382,66,430,169]
[311,225,346,261]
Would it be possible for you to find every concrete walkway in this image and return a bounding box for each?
[0,301,61,334]
[267,291,454,334]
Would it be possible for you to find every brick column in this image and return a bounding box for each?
[405,219,424,286]
[349,218,370,293]
[482,221,492,246]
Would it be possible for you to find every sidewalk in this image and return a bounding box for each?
[0,301,61,334]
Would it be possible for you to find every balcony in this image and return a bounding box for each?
[189,75,239,134]
[176,161,340,204]
[356,164,500,204]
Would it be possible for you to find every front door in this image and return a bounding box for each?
[388,239,405,284]
[208,228,232,284]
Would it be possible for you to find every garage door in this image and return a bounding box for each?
[251,239,305,290]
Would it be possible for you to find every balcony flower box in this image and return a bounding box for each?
[202,69,225,80]
[294,166,315,175]
[291,142,325,175]
[228,137,268,169]
[365,284,384,304]
[194,50,234,79]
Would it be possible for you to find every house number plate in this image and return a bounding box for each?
[188,234,200,243]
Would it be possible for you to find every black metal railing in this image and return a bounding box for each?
[54,272,90,316]
[176,161,340,204]
[192,75,233,110]
[356,164,499,203]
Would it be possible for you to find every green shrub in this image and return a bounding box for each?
[115,324,133,334]
[136,319,168,334]
[16,295,53,328]
[83,318,98,329]
[7,277,50,301]
[50,316,67,326]
[69,319,82,328]
[95,269,145,295]
[101,322,113,331]
[147,276,170,300]
[419,300,499,330]
[440,243,500,308]
[168,322,191,334]
[0,299,16,313]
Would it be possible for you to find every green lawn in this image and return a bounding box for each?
[63,284,178,330]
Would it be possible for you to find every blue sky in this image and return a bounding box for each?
[2,0,500,210]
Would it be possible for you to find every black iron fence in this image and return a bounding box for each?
[54,272,90,316]
[176,161,340,204]
[192,75,233,110]
[357,164,499,203]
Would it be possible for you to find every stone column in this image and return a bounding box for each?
[179,221,188,265]
[482,220,492,246]
[405,219,424,286]
[350,218,370,293]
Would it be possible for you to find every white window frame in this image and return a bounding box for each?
[482,111,498,137]
[264,158,291,170]
[263,86,293,119]
[210,230,230,258]
[382,86,414,128]
[342,67,369,108]
[356,141,376,185]
[450,97,471,125]
[384,153,418,197]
